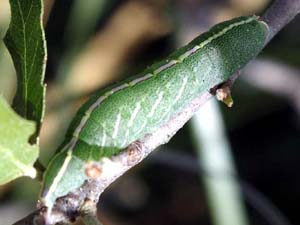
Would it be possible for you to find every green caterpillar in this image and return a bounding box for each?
[41,16,268,210]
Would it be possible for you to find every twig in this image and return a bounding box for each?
[12,0,300,224]
[261,0,300,44]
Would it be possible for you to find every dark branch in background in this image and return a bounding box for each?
[148,149,293,225]
[12,0,300,224]
[12,210,45,225]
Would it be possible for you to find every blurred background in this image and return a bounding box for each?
[0,0,300,224]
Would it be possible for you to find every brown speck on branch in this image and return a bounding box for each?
[85,163,102,179]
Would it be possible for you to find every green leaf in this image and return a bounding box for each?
[4,0,46,142]
[0,96,38,185]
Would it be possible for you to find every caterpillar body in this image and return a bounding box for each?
[41,16,268,210]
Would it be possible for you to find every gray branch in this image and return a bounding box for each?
[12,0,300,224]
[261,0,300,43]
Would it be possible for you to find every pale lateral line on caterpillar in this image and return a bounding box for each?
[101,130,107,148]
[153,60,179,74]
[158,76,189,123]
[44,150,72,205]
[112,113,121,139]
[128,102,141,127]
[147,91,164,118]
[174,76,188,103]
[43,16,256,205]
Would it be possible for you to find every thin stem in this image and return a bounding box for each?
[191,100,249,225]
